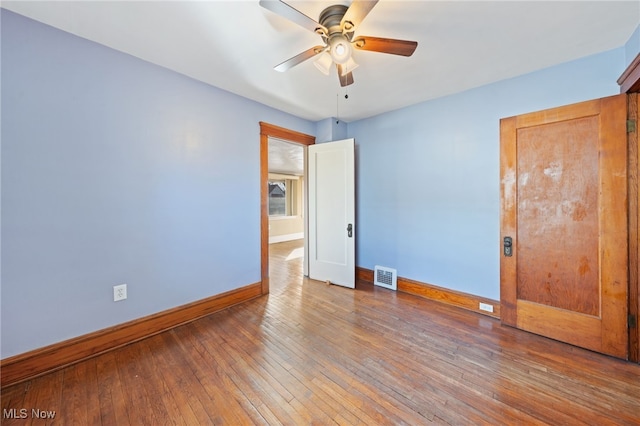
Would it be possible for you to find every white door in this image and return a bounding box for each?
[308,138,355,288]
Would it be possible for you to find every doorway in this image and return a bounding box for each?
[259,122,315,295]
[268,138,305,294]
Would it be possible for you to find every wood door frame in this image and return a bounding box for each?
[618,53,640,94]
[259,122,315,295]
[619,54,640,363]
[628,93,639,363]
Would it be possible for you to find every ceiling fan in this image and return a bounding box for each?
[259,0,418,87]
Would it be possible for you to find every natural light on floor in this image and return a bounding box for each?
[286,247,304,261]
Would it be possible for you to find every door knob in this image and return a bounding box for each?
[347,223,353,238]
[503,236,512,257]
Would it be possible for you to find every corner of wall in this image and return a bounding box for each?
[332,118,348,141]
[315,117,348,143]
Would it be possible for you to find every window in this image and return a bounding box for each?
[268,180,287,216]
[268,177,299,217]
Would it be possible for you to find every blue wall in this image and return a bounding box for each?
[348,48,627,300]
[626,24,640,67]
[316,117,348,143]
[1,10,314,358]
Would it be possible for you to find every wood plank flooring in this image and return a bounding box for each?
[2,239,639,425]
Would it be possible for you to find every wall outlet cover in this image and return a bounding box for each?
[113,284,127,302]
[479,302,494,313]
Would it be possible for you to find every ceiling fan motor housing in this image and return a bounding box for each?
[319,5,349,37]
[318,5,353,65]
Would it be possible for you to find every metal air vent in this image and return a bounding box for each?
[374,265,397,291]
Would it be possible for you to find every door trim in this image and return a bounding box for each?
[629,93,639,363]
[618,52,640,93]
[259,122,315,295]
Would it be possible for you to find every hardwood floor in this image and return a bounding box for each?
[2,239,639,425]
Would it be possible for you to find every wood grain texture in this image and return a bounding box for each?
[514,99,600,129]
[259,122,315,296]
[259,122,315,146]
[0,282,262,388]
[501,94,628,359]
[516,116,600,315]
[2,240,639,425]
[599,94,629,357]
[357,267,500,319]
[516,299,602,350]
[352,36,418,57]
[260,130,270,295]
[629,93,639,363]
[500,116,518,326]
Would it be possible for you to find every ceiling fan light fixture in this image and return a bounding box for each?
[329,35,352,65]
[340,56,359,76]
[314,52,333,75]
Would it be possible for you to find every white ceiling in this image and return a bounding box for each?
[269,138,304,175]
[2,1,639,123]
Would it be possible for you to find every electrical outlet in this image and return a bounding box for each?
[479,302,494,313]
[113,284,127,302]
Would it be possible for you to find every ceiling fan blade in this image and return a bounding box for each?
[340,0,379,31]
[337,65,354,87]
[259,0,327,35]
[274,46,326,72]
[353,36,418,57]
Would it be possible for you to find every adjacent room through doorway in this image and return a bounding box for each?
[267,137,306,294]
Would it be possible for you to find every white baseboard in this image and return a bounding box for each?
[269,232,304,244]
